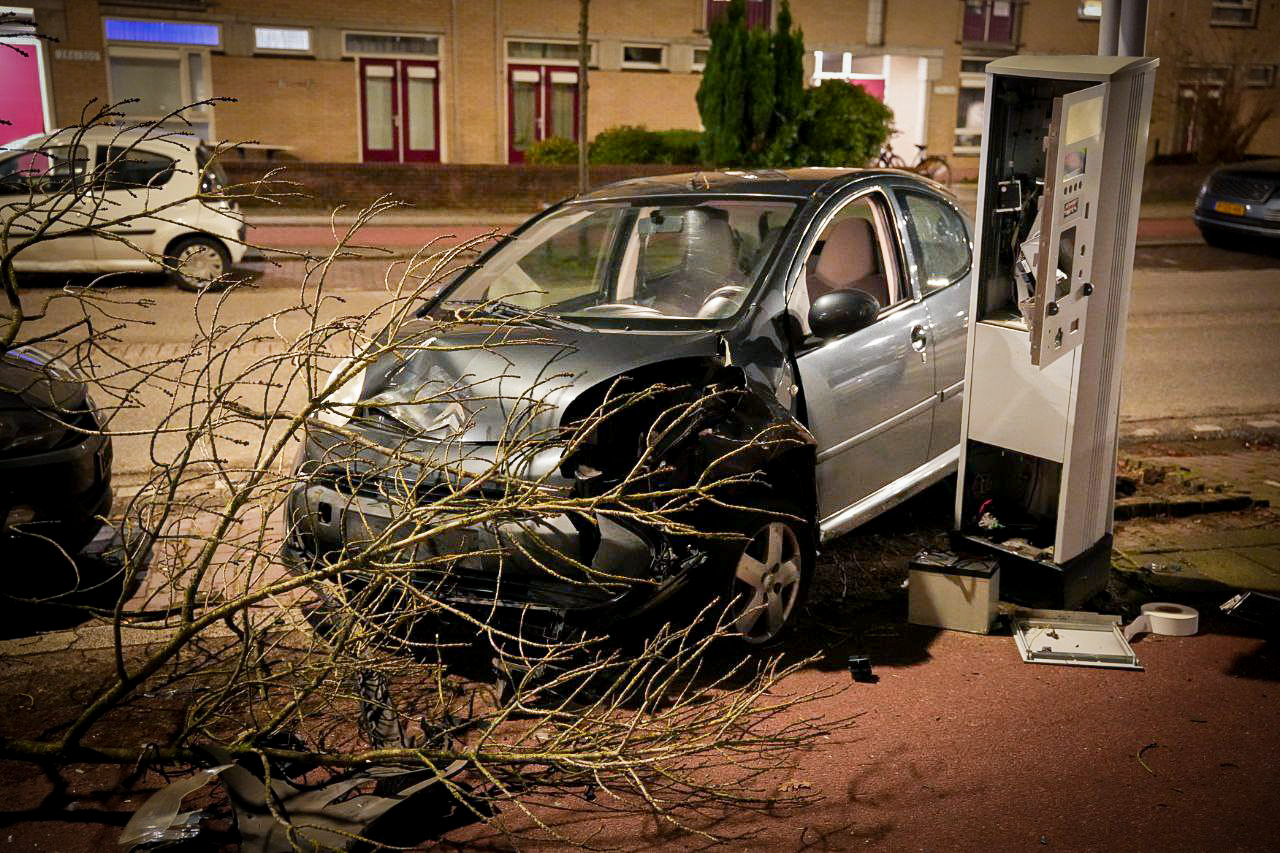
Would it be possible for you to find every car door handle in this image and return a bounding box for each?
[910,325,928,364]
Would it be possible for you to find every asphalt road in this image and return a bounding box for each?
[15,241,1280,478]
[1122,247,1280,422]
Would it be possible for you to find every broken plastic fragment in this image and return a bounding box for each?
[118,764,232,849]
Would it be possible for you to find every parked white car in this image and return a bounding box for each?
[0,127,246,290]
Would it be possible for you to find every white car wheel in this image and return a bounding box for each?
[168,237,230,292]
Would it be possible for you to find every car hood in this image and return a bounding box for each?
[1214,159,1280,180]
[0,347,87,411]
[354,319,723,445]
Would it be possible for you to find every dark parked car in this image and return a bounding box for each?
[1194,159,1280,249]
[284,169,972,645]
[1,346,138,622]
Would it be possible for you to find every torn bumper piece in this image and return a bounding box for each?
[282,480,687,622]
[119,757,470,852]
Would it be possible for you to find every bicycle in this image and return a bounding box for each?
[875,143,952,187]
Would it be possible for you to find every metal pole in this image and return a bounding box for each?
[577,0,590,193]
[1118,0,1148,56]
[1098,0,1120,55]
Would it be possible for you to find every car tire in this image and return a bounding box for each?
[718,499,813,646]
[167,235,232,292]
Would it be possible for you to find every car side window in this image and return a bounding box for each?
[792,194,902,334]
[806,196,901,305]
[95,145,176,191]
[895,190,970,296]
[0,146,89,195]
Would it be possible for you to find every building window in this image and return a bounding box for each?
[810,50,885,97]
[254,26,311,53]
[962,0,1015,44]
[1210,0,1258,27]
[1245,64,1276,87]
[1078,0,1102,20]
[954,58,987,155]
[692,46,709,72]
[622,44,665,70]
[344,32,439,57]
[103,18,220,47]
[706,0,771,29]
[508,40,586,63]
[105,35,213,139]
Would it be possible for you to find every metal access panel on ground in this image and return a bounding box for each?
[953,55,1157,608]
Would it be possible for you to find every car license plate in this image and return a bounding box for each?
[1215,200,1246,216]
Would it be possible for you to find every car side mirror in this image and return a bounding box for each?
[808,290,880,340]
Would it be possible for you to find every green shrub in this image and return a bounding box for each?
[527,136,579,165]
[793,81,894,167]
[654,129,703,164]
[589,125,662,164]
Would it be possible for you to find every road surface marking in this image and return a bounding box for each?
[1191,424,1223,433]
[1131,428,1158,437]
[1247,420,1280,429]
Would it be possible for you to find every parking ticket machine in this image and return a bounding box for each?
[953,56,1157,608]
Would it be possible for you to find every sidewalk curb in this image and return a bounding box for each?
[1119,413,1280,445]
[1114,493,1267,520]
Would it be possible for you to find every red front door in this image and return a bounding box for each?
[507,64,579,163]
[359,58,440,163]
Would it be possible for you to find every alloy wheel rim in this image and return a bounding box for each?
[730,520,802,644]
[177,244,224,285]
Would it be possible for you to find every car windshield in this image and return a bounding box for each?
[434,199,797,323]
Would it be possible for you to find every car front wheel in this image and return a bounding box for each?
[167,236,231,291]
[725,507,811,646]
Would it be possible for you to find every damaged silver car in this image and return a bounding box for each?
[283,169,971,646]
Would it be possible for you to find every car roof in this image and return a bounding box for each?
[573,167,941,202]
[2,125,202,154]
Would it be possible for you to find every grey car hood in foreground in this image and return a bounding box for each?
[355,319,725,446]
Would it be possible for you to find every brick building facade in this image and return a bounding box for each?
[6,0,1279,174]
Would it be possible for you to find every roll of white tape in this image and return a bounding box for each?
[1123,602,1199,641]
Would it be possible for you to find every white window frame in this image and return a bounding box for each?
[810,50,884,90]
[505,38,595,66]
[1245,64,1276,88]
[105,44,215,138]
[253,25,312,55]
[691,45,710,73]
[954,58,987,156]
[621,42,667,70]
[101,17,222,50]
[1210,0,1258,27]
[341,30,441,59]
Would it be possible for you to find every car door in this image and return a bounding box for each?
[88,143,177,263]
[0,144,95,265]
[789,188,935,524]
[892,187,973,460]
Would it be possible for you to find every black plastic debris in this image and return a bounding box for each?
[1221,590,1280,631]
[847,655,876,683]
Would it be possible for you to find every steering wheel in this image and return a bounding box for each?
[696,284,747,318]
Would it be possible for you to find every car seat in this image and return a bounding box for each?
[807,218,889,307]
